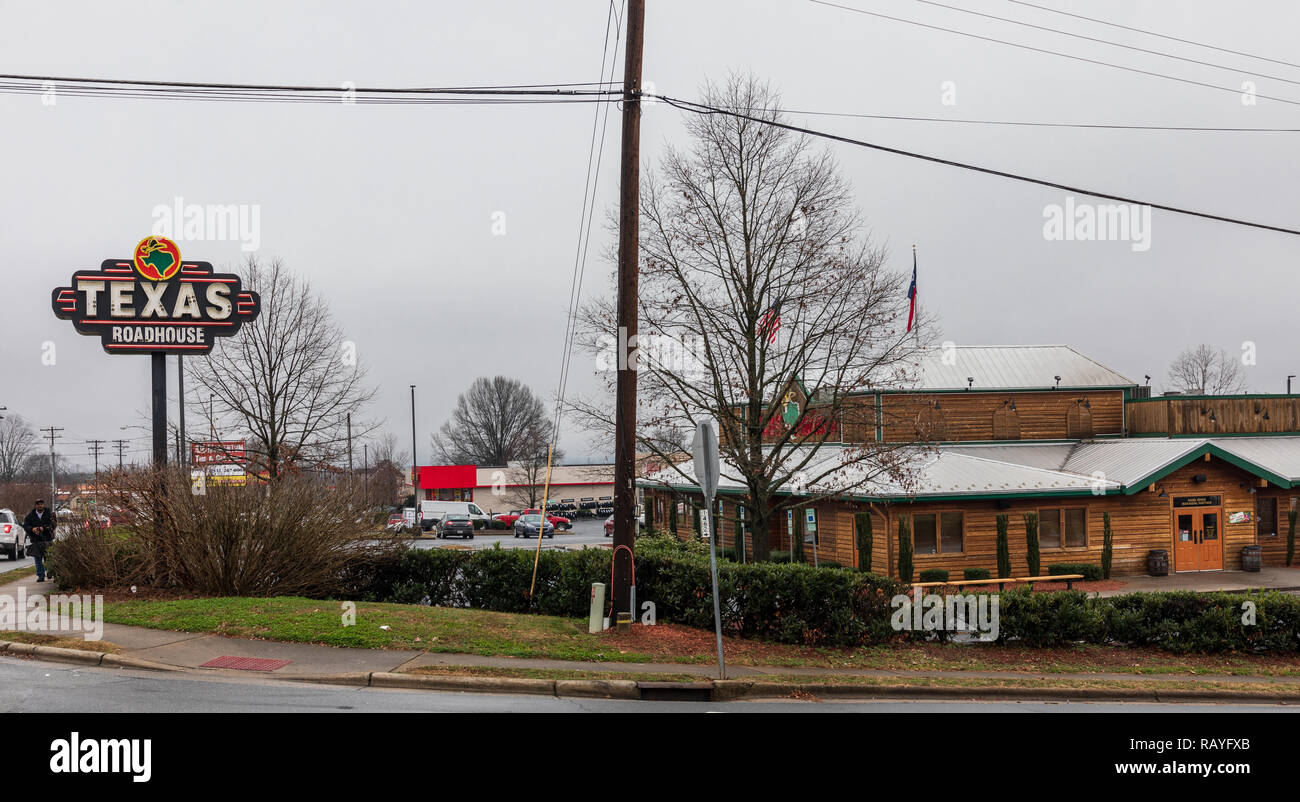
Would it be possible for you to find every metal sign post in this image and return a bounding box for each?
[692,421,724,679]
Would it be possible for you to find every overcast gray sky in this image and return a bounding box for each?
[3,0,1298,471]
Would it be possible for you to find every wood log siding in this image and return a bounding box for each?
[1127,397,1300,436]
[867,390,1123,442]
[797,459,1273,577]
[645,457,1291,575]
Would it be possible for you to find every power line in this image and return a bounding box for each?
[1007,0,1300,72]
[806,0,1300,109]
[763,107,1300,132]
[0,74,622,106]
[554,0,625,448]
[0,73,619,93]
[914,0,1300,88]
[654,94,1300,237]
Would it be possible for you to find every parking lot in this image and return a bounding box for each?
[411,515,610,551]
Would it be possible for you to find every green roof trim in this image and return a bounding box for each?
[637,480,1120,504]
[845,386,1133,397]
[1127,393,1300,403]
[1121,443,1293,494]
[1127,431,1300,439]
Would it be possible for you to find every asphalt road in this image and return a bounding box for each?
[409,515,610,551]
[0,553,34,574]
[2,657,1296,713]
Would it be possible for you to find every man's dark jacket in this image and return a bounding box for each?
[23,507,55,556]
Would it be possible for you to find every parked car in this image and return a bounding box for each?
[419,500,490,531]
[436,513,476,540]
[604,513,645,537]
[492,510,524,527]
[385,513,413,534]
[522,508,571,530]
[0,509,28,560]
[513,513,555,539]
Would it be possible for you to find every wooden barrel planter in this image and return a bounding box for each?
[1242,545,1262,572]
[1146,549,1169,577]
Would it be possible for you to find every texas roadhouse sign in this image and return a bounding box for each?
[51,236,261,466]
[52,236,260,354]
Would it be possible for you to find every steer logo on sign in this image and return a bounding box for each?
[132,236,182,282]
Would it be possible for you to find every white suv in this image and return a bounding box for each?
[0,509,28,560]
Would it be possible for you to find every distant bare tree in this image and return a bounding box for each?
[0,415,37,483]
[572,75,933,560]
[503,425,566,509]
[191,258,378,479]
[431,377,555,466]
[1167,345,1247,395]
[365,433,407,507]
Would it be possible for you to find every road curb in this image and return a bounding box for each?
[712,680,1300,703]
[6,641,1298,704]
[279,672,373,686]
[371,672,557,695]
[100,653,177,672]
[555,679,640,699]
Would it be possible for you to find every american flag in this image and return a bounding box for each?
[758,302,782,344]
[906,248,918,334]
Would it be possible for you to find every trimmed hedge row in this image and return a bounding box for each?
[342,537,1300,653]
[346,536,903,646]
[997,588,1300,653]
[1048,563,1104,582]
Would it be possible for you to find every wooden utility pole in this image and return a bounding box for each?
[610,0,645,625]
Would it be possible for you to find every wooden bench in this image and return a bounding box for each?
[910,577,1018,591]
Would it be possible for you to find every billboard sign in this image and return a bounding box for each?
[191,441,247,466]
[52,236,261,355]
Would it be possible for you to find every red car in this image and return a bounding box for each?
[523,508,571,531]
[492,510,524,527]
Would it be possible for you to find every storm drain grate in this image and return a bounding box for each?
[201,655,293,672]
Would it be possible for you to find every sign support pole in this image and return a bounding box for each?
[152,353,168,467]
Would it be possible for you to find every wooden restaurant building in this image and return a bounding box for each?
[640,345,1300,577]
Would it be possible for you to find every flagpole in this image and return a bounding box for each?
[912,244,918,344]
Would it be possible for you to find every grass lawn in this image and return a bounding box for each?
[0,631,121,653]
[0,566,37,586]
[99,595,1300,677]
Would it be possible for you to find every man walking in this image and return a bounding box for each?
[23,498,56,583]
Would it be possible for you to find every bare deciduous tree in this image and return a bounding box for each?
[573,75,933,560]
[1167,344,1247,395]
[191,258,377,479]
[503,425,566,509]
[0,415,37,483]
[431,377,556,467]
[364,433,407,507]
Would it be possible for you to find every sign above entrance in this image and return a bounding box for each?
[51,236,261,355]
[1172,495,1221,508]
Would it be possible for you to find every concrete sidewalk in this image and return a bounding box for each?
[1096,566,1300,597]
[3,572,1300,694]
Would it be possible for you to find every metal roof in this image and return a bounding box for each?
[899,345,1136,391]
[1213,438,1300,483]
[1059,439,1206,488]
[640,436,1300,500]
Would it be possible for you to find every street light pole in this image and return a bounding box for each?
[410,385,419,507]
